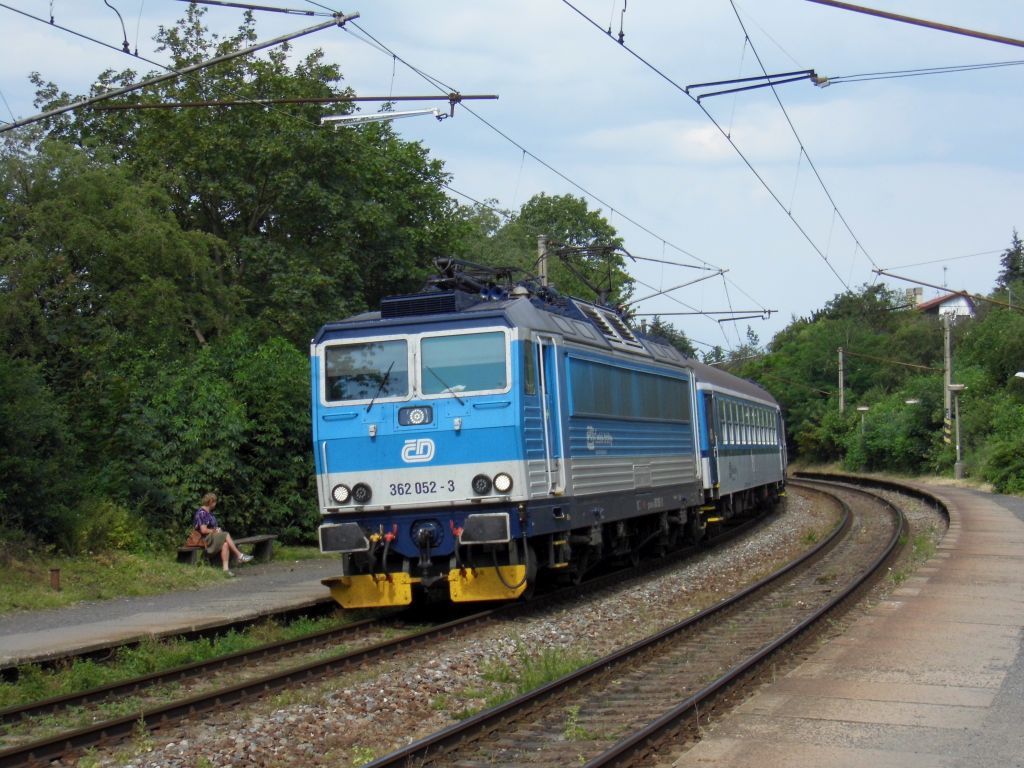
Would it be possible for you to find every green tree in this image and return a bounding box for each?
[3,7,475,546]
[113,329,316,540]
[957,304,1024,386]
[33,6,463,346]
[467,193,634,305]
[647,316,697,357]
[746,284,943,465]
[995,230,1024,290]
[0,353,78,540]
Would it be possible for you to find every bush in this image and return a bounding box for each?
[55,498,144,555]
[0,353,81,541]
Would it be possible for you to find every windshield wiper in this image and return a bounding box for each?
[425,366,465,405]
[366,361,395,412]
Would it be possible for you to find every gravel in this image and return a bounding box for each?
[74,488,942,768]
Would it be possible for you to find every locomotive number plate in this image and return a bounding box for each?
[388,480,456,497]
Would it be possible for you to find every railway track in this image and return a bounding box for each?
[0,612,410,726]
[0,509,774,767]
[361,479,903,767]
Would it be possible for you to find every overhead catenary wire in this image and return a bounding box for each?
[295,2,771,344]
[884,248,1003,270]
[92,93,498,111]
[634,309,774,317]
[0,89,15,123]
[874,269,1024,314]
[0,6,359,134]
[559,0,853,294]
[843,348,943,373]
[632,276,734,348]
[825,58,1024,85]
[340,13,743,283]
[726,0,879,273]
[5,0,766,347]
[178,0,328,16]
[0,2,510,251]
[334,14,777,334]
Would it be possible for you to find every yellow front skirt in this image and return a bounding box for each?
[323,564,528,609]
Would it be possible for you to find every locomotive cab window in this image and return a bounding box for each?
[420,331,508,396]
[324,339,409,403]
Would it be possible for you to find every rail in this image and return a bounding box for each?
[360,480,903,767]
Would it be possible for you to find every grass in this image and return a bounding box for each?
[444,640,597,720]
[350,745,377,766]
[0,545,331,613]
[888,527,939,585]
[801,529,820,545]
[563,704,601,741]
[0,612,354,711]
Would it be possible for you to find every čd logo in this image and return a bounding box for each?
[401,438,435,463]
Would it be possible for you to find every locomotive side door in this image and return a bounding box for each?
[536,334,566,495]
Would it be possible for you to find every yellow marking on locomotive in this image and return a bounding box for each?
[321,573,416,609]
[705,516,724,523]
[448,565,528,602]
[700,505,717,511]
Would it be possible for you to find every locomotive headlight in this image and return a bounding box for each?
[352,483,373,504]
[331,484,351,504]
[398,406,433,426]
[493,473,513,494]
[471,474,492,495]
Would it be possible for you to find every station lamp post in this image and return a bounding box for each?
[948,384,966,480]
[856,405,869,434]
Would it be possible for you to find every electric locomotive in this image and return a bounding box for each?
[313,259,785,608]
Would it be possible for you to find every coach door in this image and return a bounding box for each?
[703,392,720,489]
[536,334,566,495]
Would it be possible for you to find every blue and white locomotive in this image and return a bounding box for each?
[313,260,786,608]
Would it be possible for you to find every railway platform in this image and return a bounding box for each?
[0,557,339,669]
[676,483,1024,767]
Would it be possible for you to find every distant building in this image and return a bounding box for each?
[915,291,976,319]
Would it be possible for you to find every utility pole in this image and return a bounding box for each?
[838,347,845,413]
[537,235,549,287]
[943,314,953,445]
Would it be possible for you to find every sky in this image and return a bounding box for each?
[1,1,1022,353]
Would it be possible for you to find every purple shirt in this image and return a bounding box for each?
[193,507,218,531]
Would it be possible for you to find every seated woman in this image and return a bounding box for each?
[193,492,253,577]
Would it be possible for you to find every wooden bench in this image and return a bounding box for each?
[176,534,277,566]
